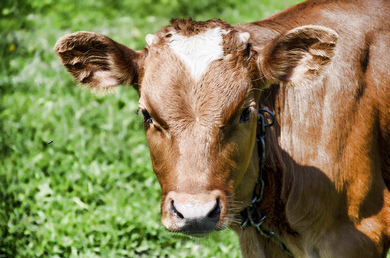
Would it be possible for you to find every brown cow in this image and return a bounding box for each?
[55,0,390,257]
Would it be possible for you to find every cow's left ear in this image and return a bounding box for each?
[259,25,338,84]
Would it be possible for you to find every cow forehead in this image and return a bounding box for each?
[168,27,229,80]
[140,24,255,131]
[140,58,252,133]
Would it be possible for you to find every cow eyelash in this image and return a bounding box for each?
[136,108,153,124]
[239,107,252,123]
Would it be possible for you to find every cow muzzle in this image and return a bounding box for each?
[161,190,227,236]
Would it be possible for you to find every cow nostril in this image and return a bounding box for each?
[170,200,184,219]
[207,198,221,221]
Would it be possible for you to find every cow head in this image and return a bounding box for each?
[55,18,337,236]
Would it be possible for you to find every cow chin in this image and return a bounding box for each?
[160,190,231,236]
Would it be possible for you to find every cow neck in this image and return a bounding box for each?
[239,108,294,257]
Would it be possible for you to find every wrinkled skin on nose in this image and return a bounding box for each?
[162,191,223,235]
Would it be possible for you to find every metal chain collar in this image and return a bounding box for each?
[239,108,293,257]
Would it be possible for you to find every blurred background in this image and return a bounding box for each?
[1,0,302,257]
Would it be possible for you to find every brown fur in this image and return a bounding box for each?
[55,0,390,257]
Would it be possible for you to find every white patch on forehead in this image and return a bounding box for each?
[168,27,229,80]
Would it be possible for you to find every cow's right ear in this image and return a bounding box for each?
[55,31,145,92]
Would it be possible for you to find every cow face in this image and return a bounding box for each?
[55,18,337,236]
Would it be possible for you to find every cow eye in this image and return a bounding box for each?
[239,107,252,123]
[137,108,153,124]
[142,110,153,124]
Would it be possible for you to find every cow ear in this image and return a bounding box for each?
[55,31,145,93]
[259,25,338,85]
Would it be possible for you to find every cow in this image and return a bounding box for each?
[55,0,390,257]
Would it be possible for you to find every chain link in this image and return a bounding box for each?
[239,108,293,257]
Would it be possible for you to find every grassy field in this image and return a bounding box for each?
[3,0,388,257]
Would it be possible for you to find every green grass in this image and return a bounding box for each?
[9,0,388,257]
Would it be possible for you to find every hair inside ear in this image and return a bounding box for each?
[260,25,338,85]
[55,31,144,93]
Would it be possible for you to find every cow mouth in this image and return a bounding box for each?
[183,229,225,238]
[169,221,228,238]
[180,230,213,238]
